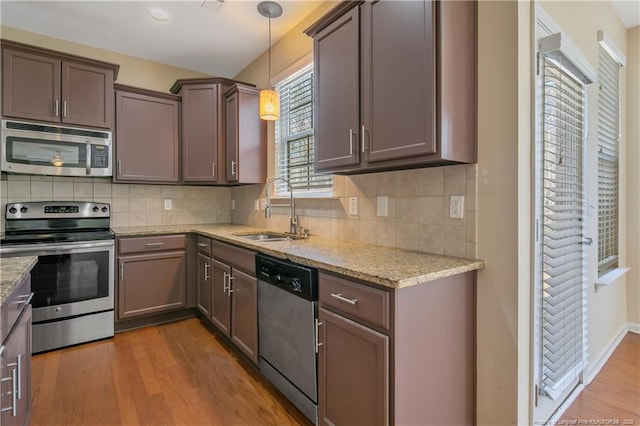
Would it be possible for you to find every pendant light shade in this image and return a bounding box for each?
[257,1,282,121]
[259,89,280,121]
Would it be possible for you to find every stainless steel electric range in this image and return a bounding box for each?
[0,201,115,353]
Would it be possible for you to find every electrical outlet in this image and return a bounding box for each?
[163,198,172,211]
[231,199,236,210]
[377,196,388,217]
[260,198,267,210]
[254,199,260,211]
[349,197,358,216]
[449,196,464,219]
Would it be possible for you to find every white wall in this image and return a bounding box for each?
[626,25,640,330]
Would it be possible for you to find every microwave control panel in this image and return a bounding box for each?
[92,145,109,168]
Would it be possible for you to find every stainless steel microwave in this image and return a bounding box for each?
[1,120,112,177]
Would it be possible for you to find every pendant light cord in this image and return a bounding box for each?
[268,14,272,89]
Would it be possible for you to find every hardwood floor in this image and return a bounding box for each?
[30,318,310,426]
[561,332,640,422]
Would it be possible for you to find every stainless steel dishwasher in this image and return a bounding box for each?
[256,253,319,425]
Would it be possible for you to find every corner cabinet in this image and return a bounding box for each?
[114,85,180,183]
[171,78,266,185]
[305,0,476,174]
[1,40,118,130]
[117,235,187,319]
[224,84,267,184]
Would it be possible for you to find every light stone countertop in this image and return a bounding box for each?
[113,224,484,289]
[0,256,37,305]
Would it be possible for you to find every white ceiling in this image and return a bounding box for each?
[0,0,324,78]
[611,0,640,28]
[1,0,637,80]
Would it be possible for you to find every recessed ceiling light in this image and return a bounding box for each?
[148,8,170,22]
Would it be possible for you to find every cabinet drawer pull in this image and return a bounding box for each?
[231,160,237,176]
[330,293,358,305]
[197,243,208,248]
[145,242,164,247]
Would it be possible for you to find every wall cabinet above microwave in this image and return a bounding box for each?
[1,40,119,130]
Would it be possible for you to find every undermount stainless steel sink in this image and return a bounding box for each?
[234,232,292,242]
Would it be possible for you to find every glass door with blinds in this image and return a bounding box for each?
[533,32,594,423]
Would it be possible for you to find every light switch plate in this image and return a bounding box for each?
[377,196,388,217]
[349,197,358,216]
[231,199,236,210]
[163,198,172,211]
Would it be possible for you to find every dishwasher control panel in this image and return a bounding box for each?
[255,254,318,301]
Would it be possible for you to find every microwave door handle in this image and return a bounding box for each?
[85,140,91,175]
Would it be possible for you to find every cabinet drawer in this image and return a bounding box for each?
[1,274,32,343]
[118,234,187,255]
[196,235,212,256]
[211,240,255,275]
[319,272,390,330]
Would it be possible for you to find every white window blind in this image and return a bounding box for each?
[274,63,332,196]
[539,56,588,401]
[597,46,620,273]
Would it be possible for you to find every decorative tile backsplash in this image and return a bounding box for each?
[231,164,478,258]
[0,175,231,231]
[1,164,477,258]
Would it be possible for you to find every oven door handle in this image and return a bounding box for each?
[0,240,115,255]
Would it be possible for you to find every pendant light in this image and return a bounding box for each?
[257,1,282,121]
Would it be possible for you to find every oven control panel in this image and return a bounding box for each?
[5,201,110,220]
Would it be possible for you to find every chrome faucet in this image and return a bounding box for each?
[265,177,304,236]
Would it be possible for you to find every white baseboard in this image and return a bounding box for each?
[628,322,640,334]
[548,384,586,425]
[585,325,628,383]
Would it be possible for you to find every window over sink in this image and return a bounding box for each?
[274,63,332,197]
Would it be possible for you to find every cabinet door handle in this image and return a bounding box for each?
[1,368,17,416]
[120,262,124,282]
[349,129,354,155]
[361,125,367,152]
[63,100,68,118]
[212,162,216,177]
[117,160,122,177]
[204,262,210,281]
[223,272,229,294]
[86,140,92,175]
[145,242,164,248]
[16,355,21,400]
[330,293,358,305]
[315,319,323,353]
[54,99,60,117]
[0,345,4,357]
[227,275,235,296]
[231,160,237,176]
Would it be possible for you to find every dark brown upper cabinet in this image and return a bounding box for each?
[172,79,232,184]
[1,40,118,130]
[305,0,476,174]
[114,84,180,183]
[224,84,267,184]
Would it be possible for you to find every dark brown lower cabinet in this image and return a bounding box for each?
[229,268,258,362]
[207,240,258,364]
[1,305,32,426]
[210,258,231,335]
[318,307,388,426]
[118,252,186,319]
[196,253,211,317]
